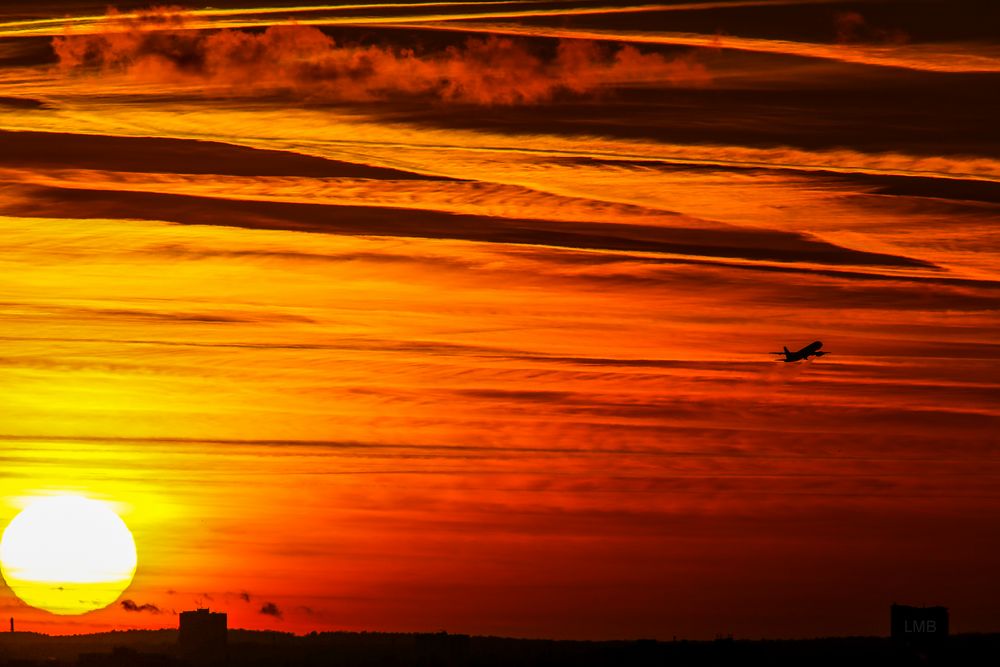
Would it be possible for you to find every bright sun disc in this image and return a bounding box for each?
[0,495,137,615]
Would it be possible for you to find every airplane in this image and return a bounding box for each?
[770,340,827,362]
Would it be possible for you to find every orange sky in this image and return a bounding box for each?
[0,0,998,639]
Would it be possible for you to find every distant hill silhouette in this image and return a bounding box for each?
[0,629,997,666]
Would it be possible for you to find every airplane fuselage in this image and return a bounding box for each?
[774,340,826,362]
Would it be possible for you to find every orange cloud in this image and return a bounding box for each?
[52,7,709,105]
[834,11,909,46]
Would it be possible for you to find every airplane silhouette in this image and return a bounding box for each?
[770,340,827,362]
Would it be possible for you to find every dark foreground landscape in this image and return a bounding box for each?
[0,629,997,667]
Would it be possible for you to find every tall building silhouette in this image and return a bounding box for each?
[891,603,948,659]
[179,609,227,658]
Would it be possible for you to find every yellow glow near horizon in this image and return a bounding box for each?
[0,496,137,615]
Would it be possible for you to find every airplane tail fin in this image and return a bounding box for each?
[783,346,790,355]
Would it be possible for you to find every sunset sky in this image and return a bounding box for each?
[0,0,998,640]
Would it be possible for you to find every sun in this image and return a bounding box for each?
[0,495,137,615]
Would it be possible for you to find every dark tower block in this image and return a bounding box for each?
[179,609,228,660]
[891,604,948,660]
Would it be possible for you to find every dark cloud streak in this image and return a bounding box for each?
[121,599,161,613]
[2,184,933,268]
[259,602,282,619]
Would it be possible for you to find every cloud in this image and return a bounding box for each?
[259,602,283,619]
[51,7,709,105]
[1,182,932,268]
[438,22,997,73]
[834,11,909,45]
[121,599,161,613]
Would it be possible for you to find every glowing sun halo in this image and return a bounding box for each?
[0,495,137,615]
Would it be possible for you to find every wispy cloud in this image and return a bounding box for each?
[418,21,1000,73]
[121,599,161,614]
[0,1,853,39]
[259,602,283,619]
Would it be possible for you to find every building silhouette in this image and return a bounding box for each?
[178,609,227,659]
[891,603,948,661]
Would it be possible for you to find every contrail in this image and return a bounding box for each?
[0,0,881,38]
[386,21,1000,74]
